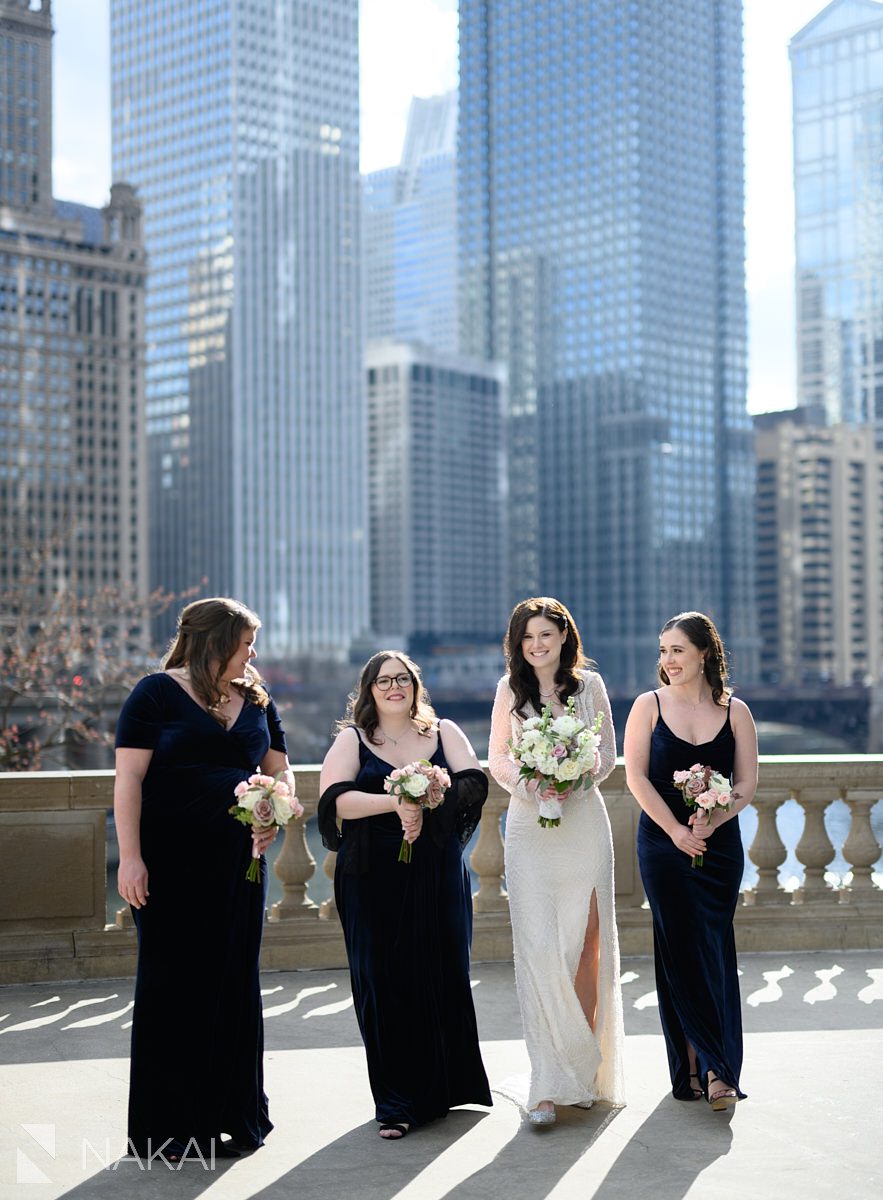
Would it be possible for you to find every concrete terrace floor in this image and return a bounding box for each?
[1,950,882,1200]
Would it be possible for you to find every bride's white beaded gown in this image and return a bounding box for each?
[488,670,625,1109]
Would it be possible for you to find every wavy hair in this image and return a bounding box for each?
[163,596,268,724]
[339,651,436,746]
[503,596,589,718]
[657,611,732,707]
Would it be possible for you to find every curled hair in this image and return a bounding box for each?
[503,596,590,718]
[658,611,732,707]
[163,596,268,724]
[338,651,436,746]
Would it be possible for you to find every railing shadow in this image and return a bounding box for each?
[58,1152,239,1199]
[439,1102,622,1199]
[590,1095,734,1200]
[247,1110,489,1200]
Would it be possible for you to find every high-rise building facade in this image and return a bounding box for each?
[366,341,505,648]
[0,1,147,604]
[755,409,883,686]
[110,0,365,656]
[791,0,883,435]
[364,92,459,355]
[459,0,757,690]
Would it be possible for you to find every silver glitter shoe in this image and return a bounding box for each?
[527,1107,556,1126]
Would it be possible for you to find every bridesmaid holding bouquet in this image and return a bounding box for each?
[624,611,757,1109]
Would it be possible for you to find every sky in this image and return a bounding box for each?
[52,0,834,415]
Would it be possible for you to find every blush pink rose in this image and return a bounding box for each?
[552,744,567,759]
[695,791,717,810]
[234,780,250,798]
[673,770,690,785]
[685,775,706,798]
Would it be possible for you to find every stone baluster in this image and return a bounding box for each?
[471,792,508,913]
[744,791,789,905]
[269,815,317,920]
[792,788,837,903]
[319,850,338,921]
[840,789,882,901]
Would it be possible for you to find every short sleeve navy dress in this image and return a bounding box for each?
[636,693,746,1100]
[318,732,492,1128]
[115,673,286,1155]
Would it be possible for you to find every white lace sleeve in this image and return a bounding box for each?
[588,671,616,785]
[488,675,528,797]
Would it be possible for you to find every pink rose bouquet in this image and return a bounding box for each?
[672,763,733,867]
[229,772,303,881]
[383,759,451,863]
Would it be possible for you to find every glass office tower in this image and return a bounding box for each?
[111,0,365,655]
[791,0,883,436]
[364,91,459,355]
[459,0,757,689]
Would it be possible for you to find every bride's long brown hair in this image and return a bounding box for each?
[503,596,589,718]
[163,597,269,724]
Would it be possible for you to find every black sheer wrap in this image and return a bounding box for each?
[318,767,487,875]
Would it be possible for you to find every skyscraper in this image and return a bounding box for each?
[459,0,756,689]
[366,341,505,649]
[755,409,883,686]
[110,0,365,656]
[0,1,147,604]
[790,0,883,435]
[364,92,459,355]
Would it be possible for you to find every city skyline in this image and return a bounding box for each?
[50,0,857,419]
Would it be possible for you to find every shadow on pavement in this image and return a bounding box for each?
[591,1095,735,1199]
[58,1152,239,1199]
[441,1102,622,1199]
[249,1109,489,1199]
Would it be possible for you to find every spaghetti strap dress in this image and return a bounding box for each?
[636,692,746,1099]
[317,734,492,1127]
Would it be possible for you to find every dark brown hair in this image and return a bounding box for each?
[339,651,437,745]
[658,611,732,707]
[503,596,589,717]
[163,596,269,724]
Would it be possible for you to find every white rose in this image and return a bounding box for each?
[550,715,581,739]
[237,788,262,812]
[707,773,731,796]
[402,774,430,799]
[556,759,581,781]
[272,793,294,824]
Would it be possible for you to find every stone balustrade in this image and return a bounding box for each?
[0,757,880,983]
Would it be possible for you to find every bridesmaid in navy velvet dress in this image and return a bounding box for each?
[624,612,758,1111]
[318,651,491,1139]
[114,598,299,1161]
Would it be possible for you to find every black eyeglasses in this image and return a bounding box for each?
[373,672,413,691]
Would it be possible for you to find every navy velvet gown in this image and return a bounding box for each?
[115,673,284,1155]
[637,693,746,1100]
[318,736,492,1128]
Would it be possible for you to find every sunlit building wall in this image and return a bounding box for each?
[0,1,147,604]
[755,409,883,686]
[110,0,366,655]
[459,0,757,689]
[791,0,883,439]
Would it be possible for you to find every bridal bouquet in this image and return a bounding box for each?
[672,764,733,867]
[383,759,451,863]
[511,698,604,828]
[229,772,303,881]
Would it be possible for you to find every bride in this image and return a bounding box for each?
[488,596,625,1123]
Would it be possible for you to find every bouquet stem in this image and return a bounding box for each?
[691,853,704,869]
[398,839,412,864]
[246,855,261,882]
